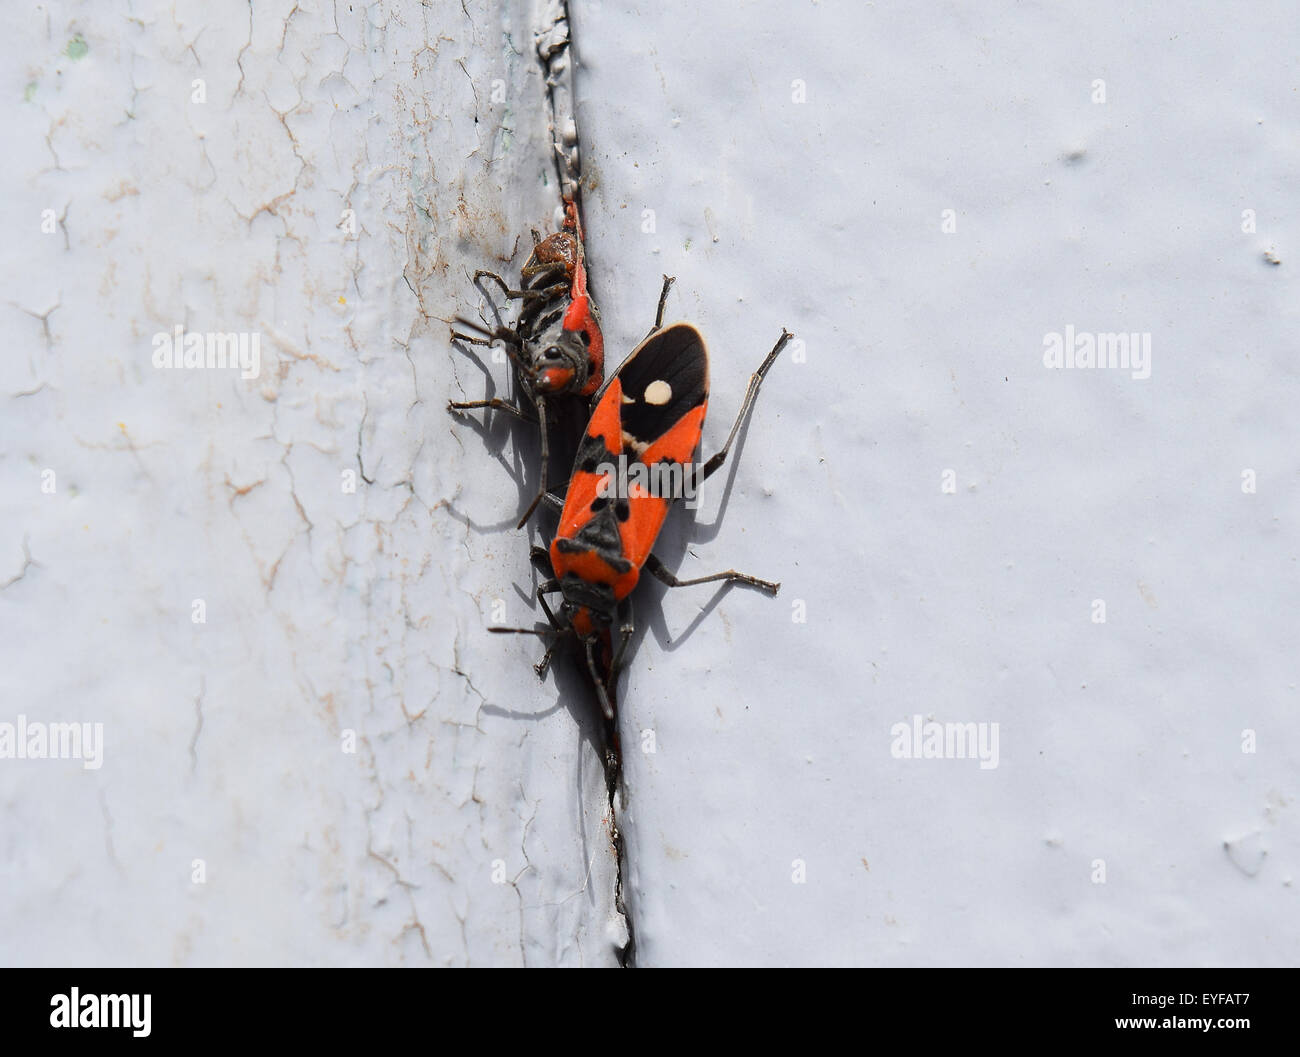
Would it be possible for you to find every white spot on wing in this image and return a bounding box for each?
[644,379,672,405]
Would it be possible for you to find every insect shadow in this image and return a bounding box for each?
[448,347,589,528]
[447,327,545,528]
[610,396,775,699]
[479,642,614,912]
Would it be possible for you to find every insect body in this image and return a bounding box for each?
[449,197,605,526]
[506,197,604,398]
[498,285,792,718]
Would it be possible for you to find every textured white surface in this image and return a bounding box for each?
[573,0,1299,965]
[2,0,618,966]
[3,0,1298,968]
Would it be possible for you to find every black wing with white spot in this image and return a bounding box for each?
[615,323,709,445]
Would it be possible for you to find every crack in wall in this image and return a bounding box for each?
[530,0,637,968]
[189,676,206,774]
[5,0,622,967]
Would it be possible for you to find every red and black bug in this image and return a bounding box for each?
[494,277,793,719]
[449,197,607,526]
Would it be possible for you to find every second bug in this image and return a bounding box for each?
[449,197,604,527]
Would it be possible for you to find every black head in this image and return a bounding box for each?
[532,331,589,395]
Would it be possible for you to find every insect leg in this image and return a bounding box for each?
[446,397,534,421]
[536,578,562,619]
[643,552,779,595]
[450,329,495,348]
[536,490,565,515]
[651,274,676,332]
[534,579,565,678]
[472,270,526,301]
[516,396,550,529]
[699,328,793,481]
[520,260,568,287]
[482,273,568,305]
[586,637,615,720]
[609,599,635,685]
[451,316,520,346]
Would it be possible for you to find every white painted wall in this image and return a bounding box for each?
[2,0,618,967]
[573,0,1299,966]
[2,0,1296,967]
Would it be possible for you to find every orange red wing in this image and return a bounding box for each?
[551,324,711,600]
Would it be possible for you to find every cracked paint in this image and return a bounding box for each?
[2,0,618,966]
